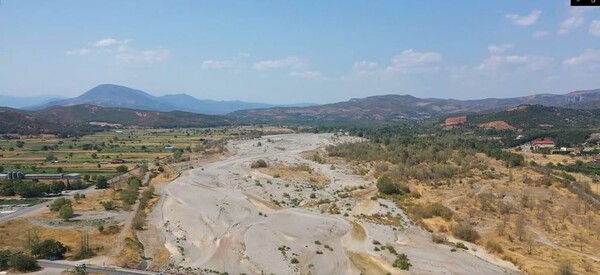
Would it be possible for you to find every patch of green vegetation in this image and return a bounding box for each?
[0,198,45,206]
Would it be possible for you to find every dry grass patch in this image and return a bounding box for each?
[0,218,118,258]
[72,189,117,211]
[347,251,393,274]
[259,164,330,185]
[357,213,403,227]
[115,229,143,268]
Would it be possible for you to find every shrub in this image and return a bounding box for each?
[455,242,468,250]
[101,200,116,211]
[453,222,480,243]
[409,202,453,221]
[431,233,448,244]
[485,240,503,254]
[393,253,411,270]
[290,258,299,264]
[376,175,400,195]
[250,159,268,168]
[132,214,145,230]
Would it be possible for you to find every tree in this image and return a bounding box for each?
[50,181,66,194]
[45,153,55,162]
[516,211,526,241]
[31,239,67,259]
[0,181,15,196]
[116,165,128,173]
[16,140,25,148]
[173,149,183,161]
[95,176,108,189]
[9,253,39,272]
[50,198,71,212]
[59,204,74,221]
[559,259,573,275]
[73,193,82,203]
[376,175,400,195]
[69,179,86,190]
[0,250,11,270]
[0,165,3,173]
[14,181,50,198]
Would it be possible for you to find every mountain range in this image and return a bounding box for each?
[12,84,600,121]
[3,84,600,135]
[26,84,315,115]
[231,89,600,123]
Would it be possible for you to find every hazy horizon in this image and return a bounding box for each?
[1,1,599,104]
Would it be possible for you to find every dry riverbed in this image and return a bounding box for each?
[155,133,520,274]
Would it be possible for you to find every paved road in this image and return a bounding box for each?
[38,260,160,275]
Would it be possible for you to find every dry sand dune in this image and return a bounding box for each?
[156,133,521,274]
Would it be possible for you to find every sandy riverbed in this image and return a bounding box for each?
[155,133,520,274]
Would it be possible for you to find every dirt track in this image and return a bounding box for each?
[155,133,521,274]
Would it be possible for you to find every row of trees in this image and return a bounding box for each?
[0,179,88,198]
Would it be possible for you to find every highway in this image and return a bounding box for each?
[38,260,160,275]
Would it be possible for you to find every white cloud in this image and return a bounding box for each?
[390,49,441,67]
[67,38,169,66]
[201,60,238,69]
[353,61,378,70]
[505,10,541,26]
[477,54,552,71]
[290,70,326,81]
[66,48,90,56]
[564,49,600,69]
[115,49,170,65]
[487,44,514,54]
[590,21,600,36]
[558,16,584,34]
[347,49,442,78]
[532,31,549,39]
[252,56,308,71]
[91,38,130,48]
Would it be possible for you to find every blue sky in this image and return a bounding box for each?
[0,1,599,104]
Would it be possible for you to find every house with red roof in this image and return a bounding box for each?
[531,138,555,150]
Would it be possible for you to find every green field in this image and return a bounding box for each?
[0,126,266,180]
[0,198,46,206]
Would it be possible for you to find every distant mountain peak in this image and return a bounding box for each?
[24,84,309,115]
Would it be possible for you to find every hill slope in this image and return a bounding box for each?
[0,104,231,135]
[467,105,600,130]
